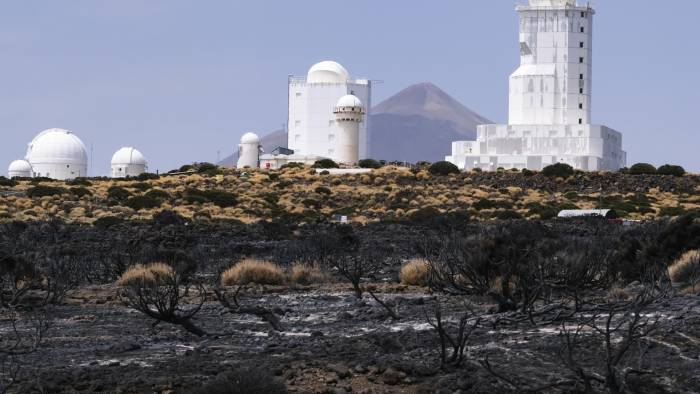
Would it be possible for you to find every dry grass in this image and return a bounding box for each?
[399,259,430,286]
[221,259,286,286]
[668,250,700,286]
[607,286,632,302]
[117,262,174,287]
[289,263,330,285]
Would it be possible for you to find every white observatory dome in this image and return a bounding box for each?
[240,132,261,144]
[7,159,33,178]
[237,132,261,169]
[111,147,148,178]
[336,94,364,109]
[26,128,88,180]
[307,61,350,84]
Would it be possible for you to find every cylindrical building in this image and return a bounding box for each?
[111,147,148,178]
[333,95,365,164]
[7,159,33,178]
[237,132,261,168]
[25,128,88,180]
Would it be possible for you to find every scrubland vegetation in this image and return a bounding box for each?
[0,163,697,226]
[0,163,699,393]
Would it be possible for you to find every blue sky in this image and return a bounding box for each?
[1,1,698,174]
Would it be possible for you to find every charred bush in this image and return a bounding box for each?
[124,195,161,211]
[26,185,67,198]
[107,186,131,202]
[428,161,460,176]
[191,366,287,394]
[542,163,575,178]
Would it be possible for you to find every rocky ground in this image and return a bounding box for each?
[8,282,700,394]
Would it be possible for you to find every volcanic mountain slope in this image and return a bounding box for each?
[219,82,490,166]
[369,82,490,163]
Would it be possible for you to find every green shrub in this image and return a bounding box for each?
[107,186,132,201]
[124,195,161,211]
[526,203,558,220]
[195,162,218,173]
[184,188,237,208]
[280,162,305,169]
[144,189,170,200]
[497,210,523,220]
[69,187,92,198]
[657,164,686,177]
[629,163,657,175]
[0,177,17,187]
[93,216,123,228]
[314,186,331,195]
[26,185,67,198]
[67,178,92,186]
[428,161,460,176]
[472,167,483,173]
[358,159,382,169]
[135,173,160,181]
[130,182,152,192]
[191,367,287,394]
[312,159,339,169]
[660,206,686,217]
[542,163,575,178]
[521,168,535,176]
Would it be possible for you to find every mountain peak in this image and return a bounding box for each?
[372,82,491,130]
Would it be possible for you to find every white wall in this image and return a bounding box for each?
[288,78,371,161]
[32,162,88,180]
[111,163,146,178]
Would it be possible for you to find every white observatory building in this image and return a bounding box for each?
[447,0,626,171]
[236,132,261,168]
[111,147,148,178]
[7,160,33,178]
[287,61,372,163]
[23,128,89,180]
[334,95,366,164]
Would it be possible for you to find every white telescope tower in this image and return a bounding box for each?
[333,95,365,165]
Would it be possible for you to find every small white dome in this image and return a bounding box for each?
[307,61,350,84]
[240,132,260,144]
[8,160,33,177]
[336,94,363,108]
[111,147,147,166]
[26,128,88,165]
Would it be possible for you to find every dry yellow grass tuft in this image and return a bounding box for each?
[117,262,174,287]
[399,259,430,286]
[607,286,632,302]
[289,263,330,285]
[669,250,700,286]
[221,259,286,286]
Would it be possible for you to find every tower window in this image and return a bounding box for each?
[579,103,583,109]
[581,12,586,18]
[579,118,583,124]
[580,74,584,80]
[579,57,584,63]
[580,42,584,48]
[581,27,585,33]
[580,88,584,94]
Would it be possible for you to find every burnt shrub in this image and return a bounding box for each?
[69,187,92,198]
[124,195,161,211]
[130,182,152,192]
[629,163,657,175]
[542,163,574,178]
[27,185,67,198]
[657,164,686,177]
[312,159,339,169]
[428,161,460,176]
[660,206,686,217]
[107,186,131,201]
[192,367,287,394]
[358,158,382,169]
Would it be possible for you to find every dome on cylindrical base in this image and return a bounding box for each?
[8,160,33,178]
[26,128,88,180]
[111,147,148,178]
